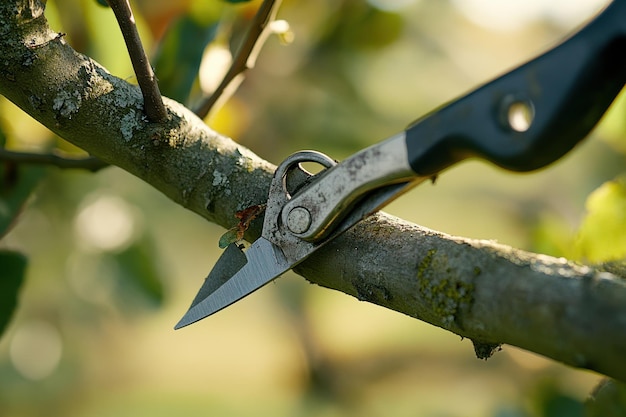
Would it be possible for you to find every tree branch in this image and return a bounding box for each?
[107,0,168,123]
[0,148,108,171]
[1,0,625,382]
[193,0,283,119]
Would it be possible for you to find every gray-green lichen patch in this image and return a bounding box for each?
[205,144,271,205]
[416,249,475,329]
[14,1,45,21]
[52,60,116,121]
[78,61,114,99]
[74,61,148,142]
[52,88,81,118]
[234,146,264,173]
[212,170,230,191]
[120,110,141,141]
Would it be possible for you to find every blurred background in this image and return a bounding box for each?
[1,0,625,416]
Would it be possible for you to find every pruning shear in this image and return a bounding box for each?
[176,0,626,329]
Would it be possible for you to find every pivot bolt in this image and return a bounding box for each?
[287,207,312,234]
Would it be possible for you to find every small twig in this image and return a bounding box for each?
[193,0,283,119]
[107,0,168,123]
[0,149,109,172]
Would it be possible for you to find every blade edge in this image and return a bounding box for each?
[175,238,290,329]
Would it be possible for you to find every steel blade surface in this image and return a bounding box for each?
[175,238,291,329]
[188,243,248,309]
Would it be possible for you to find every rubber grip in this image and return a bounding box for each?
[405,0,626,176]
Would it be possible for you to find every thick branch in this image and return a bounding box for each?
[1,1,625,381]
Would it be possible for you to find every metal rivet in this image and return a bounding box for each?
[287,207,312,234]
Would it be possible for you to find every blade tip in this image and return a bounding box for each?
[174,315,193,330]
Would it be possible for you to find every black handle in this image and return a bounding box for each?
[406,0,626,176]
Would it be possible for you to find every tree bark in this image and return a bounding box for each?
[1,1,625,381]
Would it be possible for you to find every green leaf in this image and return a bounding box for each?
[94,0,109,7]
[0,250,27,337]
[222,0,254,3]
[0,161,44,238]
[218,227,239,249]
[152,14,219,104]
[576,176,626,262]
[111,237,165,308]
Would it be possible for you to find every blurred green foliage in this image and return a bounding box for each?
[0,126,45,238]
[0,163,44,238]
[576,176,626,262]
[586,379,626,417]
[152,11,220,104]
[0,0,624,416]
[0,251,26,337]
[111,236,166,309]
[531,380,585,417]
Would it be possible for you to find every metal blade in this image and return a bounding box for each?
[188,243,248,310]
[175,237,291,329]
[177,156,422,330]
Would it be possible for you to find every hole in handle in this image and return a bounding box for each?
[501,95,535,132]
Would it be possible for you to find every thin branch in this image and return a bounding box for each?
[0,149,109,172]
[193,0,283,119]
[107,0,168,123]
